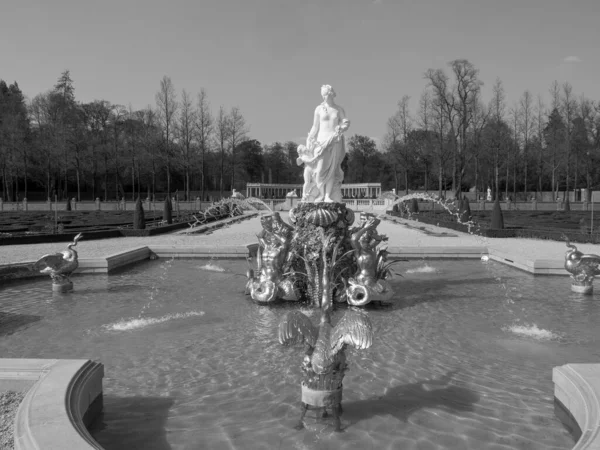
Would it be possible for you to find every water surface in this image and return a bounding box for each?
[1,259,593,449]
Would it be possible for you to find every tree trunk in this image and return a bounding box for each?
[132,159,135,200]
[166,157,171,194]
[200,146,205,202]
[185,167,190,201]
[104,155,109,202]
[76,169,81,202]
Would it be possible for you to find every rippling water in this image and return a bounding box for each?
[1,258,594,449]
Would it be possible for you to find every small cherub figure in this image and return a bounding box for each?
[297,144,321,201]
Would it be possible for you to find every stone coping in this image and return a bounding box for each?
[0,358,104,450]
[0,244,574,281]
[553,364,600,449]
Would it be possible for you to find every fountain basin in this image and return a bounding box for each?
[0,359,103,450]
[1,258,597,449]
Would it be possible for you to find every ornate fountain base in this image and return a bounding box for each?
[52,280,73,293]
[571,283,593,295]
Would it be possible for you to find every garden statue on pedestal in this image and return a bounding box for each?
[297,85,350,203]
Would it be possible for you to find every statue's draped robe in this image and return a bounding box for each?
[305,118,350,202]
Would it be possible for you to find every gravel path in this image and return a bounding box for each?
[0,391,24,450]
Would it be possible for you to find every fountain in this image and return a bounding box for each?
[32,232,83,292]
[242,85,406,431]
[563,238,600,294]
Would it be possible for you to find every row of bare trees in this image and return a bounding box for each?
[384,59,600,201]
[5,64,598,203]
[0,71,263,202]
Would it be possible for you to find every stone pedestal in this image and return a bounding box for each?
[52,281,73,293]
[301,384,343,408]
[571,283,593,295]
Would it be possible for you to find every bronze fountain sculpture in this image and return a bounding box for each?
[245,213,298,303]
[564,238,600,294]
[278,233,374,431]
[244,85,400,431]
[33,233,83,292]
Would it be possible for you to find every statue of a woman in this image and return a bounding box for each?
[301,85,350,203]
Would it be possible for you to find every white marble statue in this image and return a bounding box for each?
[297,85,350,203]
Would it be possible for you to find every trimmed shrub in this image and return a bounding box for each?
[163,197,173,224]
[411,198,419,213]
[460,196,472,223]
[490,198,505,229]
[134,197,146,229]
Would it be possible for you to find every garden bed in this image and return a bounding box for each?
[389,209,600,244]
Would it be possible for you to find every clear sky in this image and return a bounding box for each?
[2,0,599,147]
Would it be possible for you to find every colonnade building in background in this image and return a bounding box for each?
[245,183,382,199]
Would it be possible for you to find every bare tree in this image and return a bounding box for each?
[196,88,213,202]
[29,93,58,199]
[450,59,483,195]
[216,106,230,198]
[424,67,458,192]
[228,107,248,191]
[416,90,436,191]
[561,82,577,200]
[430,89,453,197]
[109,104,127,200]
[519,90,534,197]
[488,78,507,199]
[579,95,596,192]
[547,81,564,198]
[140,106,161,199]
[469,99,489,198]
[425,60,482,196]
[508,104,520,200]
[384,95,413,193]
[535,95,546,195]
[176,89,196,200]
[155,76,178,194]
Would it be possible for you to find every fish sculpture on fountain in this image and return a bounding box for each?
[33,233,83,292]
[278,236,373,432]
[245,213,298,303]
[564,238,600,294]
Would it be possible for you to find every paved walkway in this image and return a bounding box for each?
[1,213,598,272]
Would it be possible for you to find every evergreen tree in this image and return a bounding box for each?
[459,196,472,223]
[163,196,172,224]
[134,197,146,229]
[490,197,504,229]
